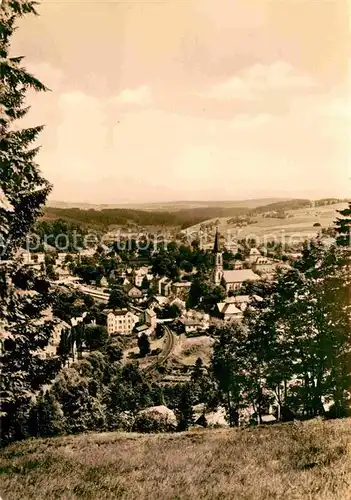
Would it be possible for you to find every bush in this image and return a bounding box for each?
[326,402,351,419]
[133,412,175,433]
[28,392,64,438]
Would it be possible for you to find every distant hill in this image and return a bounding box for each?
[42,198,347,231]
[252,199,312,214]
[42,205,252,230]
[46,198,289,212]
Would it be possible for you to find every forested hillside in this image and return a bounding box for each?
[41,199,346,231]
[42,206,251,230]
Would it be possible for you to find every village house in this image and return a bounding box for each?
[121,276,131,286]
[135,323,154,337]
[124,284,144,302]
[171,281,192,300]
[179,309,210,333]
[132,266,149,287]
[78,247,97,258]
[221,269,260,293]
[228,259,244,270]
[134,308,157,338]
[223,240,239,254]
[251,256,276,274]
[106,309,139,335]
[99,276,109,288]
[169,297,186,312]
[179,318,205,334]
[227,294,263,308]
[248,247,261,264]
[158,276,172,297]
[17,249,45,269]
[144,308,157,329]
[216,302,243,321]
[216,295,263,321]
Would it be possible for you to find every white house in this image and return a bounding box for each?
[248,248,261,264]
[251,257,276,274]
[180,318,204,334]
[17,249,45,267]
[226,294,263,308]
[100,276,109,288]
[180,309,210,332]
[171,281,192,299]
[158,277,172,296]
[144,308,157,329]
[217,295,263,320]
[106,309,139,335]
[216,302,243,321]
[222,269,260,293]
[125,285,143,301]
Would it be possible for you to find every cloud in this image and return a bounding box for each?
[200,61,318,101]
[26,62,64,91]
[37,82,348,204]
[113,85,152,106]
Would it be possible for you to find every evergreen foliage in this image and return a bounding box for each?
[138,332,151,357]
[0,1,61,444]
[335,202,351,247]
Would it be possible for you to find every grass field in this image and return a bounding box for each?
[187,202,348,244]
[1,419,351,499]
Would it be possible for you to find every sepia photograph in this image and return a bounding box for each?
[0,0,350,498]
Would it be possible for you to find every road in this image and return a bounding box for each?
[144,324,176,374]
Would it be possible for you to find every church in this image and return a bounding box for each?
[212,229,260,293]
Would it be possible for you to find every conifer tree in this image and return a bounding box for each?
[138,332,151,357]
[335,202,351,247]
[28,390,64,437]
[176,383,194,431]
[0,1,61,443]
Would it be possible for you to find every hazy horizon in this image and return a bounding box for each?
[12,0,350,204]
[47,195,348,209]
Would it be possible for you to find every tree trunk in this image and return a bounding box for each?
[227,391,233,427]
[276,385,281,421]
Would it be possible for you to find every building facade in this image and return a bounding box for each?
[106,309,138,335]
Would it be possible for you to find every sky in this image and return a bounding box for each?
[12,0,350,204]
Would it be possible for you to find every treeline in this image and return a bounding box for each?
[40,199,348,232]
[252,199,312,214]
[5,347,213,439]
[212,240,351,423]
[315,198,347,207]
[42,206,250,231]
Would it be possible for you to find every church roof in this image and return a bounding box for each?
[222,269,260,283]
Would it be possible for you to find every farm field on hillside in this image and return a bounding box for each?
[187,202,348,243]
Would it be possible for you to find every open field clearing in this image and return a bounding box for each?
[187,202,348,243]
[1,419,351,500]
[171,335,214,366]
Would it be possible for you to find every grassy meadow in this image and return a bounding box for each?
[1,419,351,499]
[187,202,348,242]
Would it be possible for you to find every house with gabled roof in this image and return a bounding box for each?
[222,269,260,293]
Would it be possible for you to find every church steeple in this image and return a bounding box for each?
[212,227,223,285]
[213,227,220,254]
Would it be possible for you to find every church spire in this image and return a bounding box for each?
[213,226,220,253]
[212,226,223,286]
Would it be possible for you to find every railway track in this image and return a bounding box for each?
[144,324,175,374]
